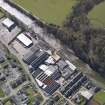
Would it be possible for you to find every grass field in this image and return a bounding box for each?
[93,91,105,105]
[13,0,77,25]
[0,11,4,18]
[88,1,105,27]
[0,88,5,98]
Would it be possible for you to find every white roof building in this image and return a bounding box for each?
[17,33,33,47]
[2,18,15,29]
[36,79,43,87]
[39,65,49,72]
[39,64,58,76]
[79,89,93,100]
[45,69,53,76]
[45,56,55,64]
[65,60,77,71]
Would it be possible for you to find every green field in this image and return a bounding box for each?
[93,91,105,105]
[0,11,4,18]
[0,88,5,98]
[13,0,77,25]
[89,1,105,27]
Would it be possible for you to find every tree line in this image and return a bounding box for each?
[45,0,105,77]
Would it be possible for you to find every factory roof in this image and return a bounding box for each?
[57,60,68,69]
[39,65,58,76]
[39,65,48,72]
[36,78,44,87]
[80,89,93,100]
[65,60,76,71]
[45,56,55,64]
[17,33,32,47]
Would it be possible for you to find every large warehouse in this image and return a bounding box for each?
[17,33,33,47]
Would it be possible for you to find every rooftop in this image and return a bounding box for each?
[17,33,33,47]
[79,89,93,100]
[2,18,14,28]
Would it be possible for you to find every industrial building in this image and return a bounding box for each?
[60,72,88,98]
[23,49,49,69]
[57,60,68,70]
[2,18,15,31]
[57,60,75,80]
[30,51,49,69]
[22,49,61,95]
[17,33,33,48]
[36,72,60,95]
[39,64,61,80]
[23,49,40,65]
[79,89,93,100]
[65,60,77,71]
[31,68,43,78]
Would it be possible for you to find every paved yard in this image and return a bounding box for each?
[0,18,21,45]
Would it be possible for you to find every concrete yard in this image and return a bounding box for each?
[0,18,21,45]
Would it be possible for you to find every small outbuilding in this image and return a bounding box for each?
[2,18,15,31]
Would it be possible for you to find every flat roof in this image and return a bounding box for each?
[39,64,48,72]
[17,33,32,47]
[80,90,93,100]
[45,56,55,64]
[65,60,76,71]
[2,18,14,28]
[39,64,57,76]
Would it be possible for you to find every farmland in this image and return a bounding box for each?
[13,0,77,25]
[88,1,105,27]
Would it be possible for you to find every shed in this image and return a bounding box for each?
[2,18,15,31]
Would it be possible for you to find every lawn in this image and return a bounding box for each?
[88,1,105,27]
[93,91,105,105]
[0,10,4,18]
[13,0,77,25]
[0,88,5,98]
